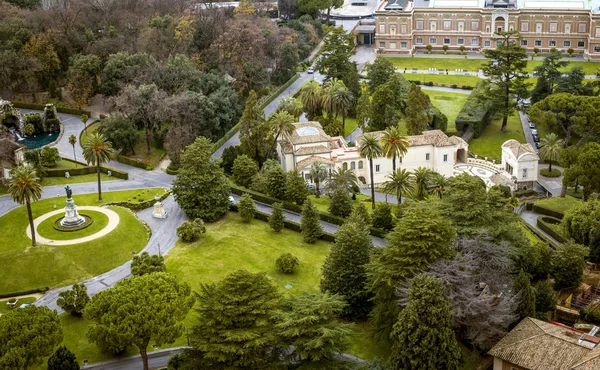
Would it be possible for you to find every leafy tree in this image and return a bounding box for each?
[316,27,354,80]
[68,134,78,162]
[367,57,396,92]
[276,253,299,273]
[563,142,600,200]
[390,274,460,370]
[369,82,399,131]
[329,185,353,218]
[47,346,79,370]
[535,279,557,315]
[380,126,409,171]
[266,111,295,160]
[84,273,193,370]
[274,293,352,368]
[176,218,206,243]
[4,0,41,9]
[309,161,328,198]
[57,283,90,317]
[20,32,60,87]
[238,193,257,223]
[482,31,530,132]
[99,53,159,96]
[412,167,433,200]
[285,169,309,205]
[381,169,413,205]
[539,133,562,172]
[301,198,323,243]
[359,133,383,209]
[513,269,536,321]
[131,252,166,276]
[232,154,259,188]
[442,173,492,233]
[321,219,373,320]
[368,201,455,342]
[405,84,431,135]
[529,93,587,150]
[173,137,231,222]
[276,97,303,120]
[8,165,42,247]
[98,115,140,154]
[372,203,394,231]
[266,163,287,200]
[556,67,594,96]
[239,91,271,166]
[531,51,569,103]
[183,270,281,369]
[269,203,286,232]
[82,133,114,201]
[0,306,63,370]
[551,241,588,289]
[563,198,600,259]
[348,202,372,227]
[220,145,240,175]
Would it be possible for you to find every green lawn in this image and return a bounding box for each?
[0,297,37,315]
[0,189,166,295]
[119,134,166,170]
[468,114,526,162]
[53,160,78,169]
[79,121,101,147]
[423,90,470,131]
[42,173,116,187]
[309,194,382,214]
[344,117,359,137]
[37,210,110,240]
[534,196,582,214]
[406,74,483,87]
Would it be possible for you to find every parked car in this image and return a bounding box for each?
[307,67,314,74]
[529,122,536,129]
[228,196,237,205]
[531,129,538,136]
[536,141,542,149]
[532,134,540,142]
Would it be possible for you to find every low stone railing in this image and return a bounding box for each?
[466,157,503,173]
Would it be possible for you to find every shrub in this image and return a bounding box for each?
[57,283,89,317]
[329,187,353,218]
[301,199,323,244]
[238,193,257,222]
[131,252,166,276]
[276,253,300,274]
[551,241,589,289]
[47,346,79,370]
[176,218,206,242]
[232,155,259,188]
[540,168,561,177]
[269,202,285,232]
[454,81,495,137]
[372,203,394,231]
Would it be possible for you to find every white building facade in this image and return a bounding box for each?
[501,139,539,190]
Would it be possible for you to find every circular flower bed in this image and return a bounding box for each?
[540,168,562,178]
[52,214,93,232]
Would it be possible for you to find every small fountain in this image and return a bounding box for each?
[60,185,86,228]
[9,127,24,141]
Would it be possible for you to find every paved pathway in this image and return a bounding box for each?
[518,110,537,151]
[520,209,560,245]
[537,163,565,197]
[420,85,472,94]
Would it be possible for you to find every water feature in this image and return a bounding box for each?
[9,127,24,141]
[19,131,59,149]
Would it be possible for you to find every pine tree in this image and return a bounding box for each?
[56,283,90,317]
[47,346,79,370]
[269,202,285,232]
[232,154,259,188]
[389,274,461,370]
[551,241,589,289]
[266,164,287,200]
[301,198,323,244]
[185,270,281,369]
[321,220,373,320]
[274,293,353,369]
[372,203,394,231]
[405,84,431,135]
[535,279,557,314]
[238,193,256,222]
[514,269,536,321]
[328,186,353,218]
[285,169,309,205]
[348,202,372,227]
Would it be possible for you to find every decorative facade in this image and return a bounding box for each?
[501,139,539,190]
[375,0,600,59]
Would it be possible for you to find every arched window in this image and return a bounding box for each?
[358,161,364,169]
[343,162,348,170]
[350,161,356,170]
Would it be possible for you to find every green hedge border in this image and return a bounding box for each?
[78,120,100,148]
[532,203,564,219]
[0,287,48,299]
[116,154,153,170]
[518,218,558,248]
[105,190,171,211]
[11,102,91,117]
[536,215,568,243]
[46,157,129,180]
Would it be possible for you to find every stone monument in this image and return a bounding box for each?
[60,185,86,228]
[152,194,168,219]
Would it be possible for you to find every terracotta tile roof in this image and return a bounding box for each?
[489,318,594,370]
[296,155,334,169]
[502,139,538,160]
[0,138,21,162]
[357,130,466,148]
[288,122,331,145]
[295,145,331,156]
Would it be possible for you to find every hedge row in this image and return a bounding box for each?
[116,154,153,170]
[105,190,171,211]
[45,157,129,180]
[455,81,495,138]
[537,216,568,243]
[532,203,564,219]
[0,287,49,299]
[165,166,179,175]
[517,218,558,248]
[230,184,387,238]
[11,102,91,117]
[407,80,475,90]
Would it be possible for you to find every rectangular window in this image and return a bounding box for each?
[401,42,407,49]
[520,40,528,46]
[426,153,430,161]
[579,23,587,33]
[415,20,424,30]
[390,25,396,35]
[379,41,385,48]
[471,38,479,46]
[596,28,600,38]
[375,165,380,172]
[564,41,571,47]
[443,154,448,162]
[535,40,542,46]
[549,40,556,47]
[457,38,464,45]
[379,24,385,33]
[549,23,558,33]
[520,22,529,32]
[484,40,491,47]
[389,42,397,49]
[471,21,479,30]
[430,38,437,44]
[443,20,451,30]
[595,46,600,53]
[565,23,571,34]
[536,23,543,33]
[522,168,528,178]
[416,37,423,44]
[399,157,402,164]
[443,38,450,45]
[578,41,585,47]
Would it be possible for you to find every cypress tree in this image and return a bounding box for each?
[535,279,557,315]
[285,169,309,205]
[328,186,353,218]
[321,220,373,320]
[269,202,285,232]
[405,84,431,135]
[238,193,256,223]
[390,274,461,370]
[47,346,80,370]
[348,202,372,226]
[266,164,287,200]
[301,198,323,244]
[232,154,259,188]
[514,269,536,321]
[372,203,394,231]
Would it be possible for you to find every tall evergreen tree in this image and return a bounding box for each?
[238,193,256,222]
[531,51,569,103]
[551,241,589,289]
[266,164,287,200]
[285,169,309,205]
[513,269,536,321]
[356,83,371,129]
[372,203,394,231]
[405,84,431,135]
[47,346,79,370]
[232,154,259,188]
[367,57,396,92]
[301,198,323,244]
[389,274,461,370]
[268,202,285,232]
[535,279,557,315]
[329,186,353,218]
[321,220,373,320]
[348,202,372,227]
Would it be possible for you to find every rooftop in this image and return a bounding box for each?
[408,0,599,9]
[286,122,331,145]
[502,139,538,160]
[357,130,467,148]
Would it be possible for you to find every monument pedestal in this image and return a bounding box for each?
[152,195,168,219]
[60,198,86,228]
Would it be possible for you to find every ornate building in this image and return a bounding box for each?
[375,0,600,59]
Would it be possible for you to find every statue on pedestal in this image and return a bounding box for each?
[152,194,168,219]
[60,185,86,228]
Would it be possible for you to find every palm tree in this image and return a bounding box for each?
[309,162,328,198]
[69,134,78,163]
[412,167,433,200]
[380,126,409,171]
[539,133,563,172]
[83,133,114,201]
[428,172,448,199]
[328,167,358,194]
[332,85,354,136]
[276,97,303,120]
[81,114,89,135]
[299,81,323,120]
[381,169,414,205]
[266,111,295,160]
[9,166,42,247]
[359,133,383,209]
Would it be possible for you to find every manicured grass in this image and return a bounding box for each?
[534,196,582,214]
[79,121,101,147]
[309,194,380,214]
[521,225,542,245]
[468,114,526,162]
[407,74,483,87]
[0,189,165,295]
[120,135,166,170]
[0,187,7,196]
[423,90,470,131]
[53,160,78,169]
[347,322,391,360]
[37,210,110,241]
[41,173,116,187]
[344,117,359,137]
[0,297,37,315]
